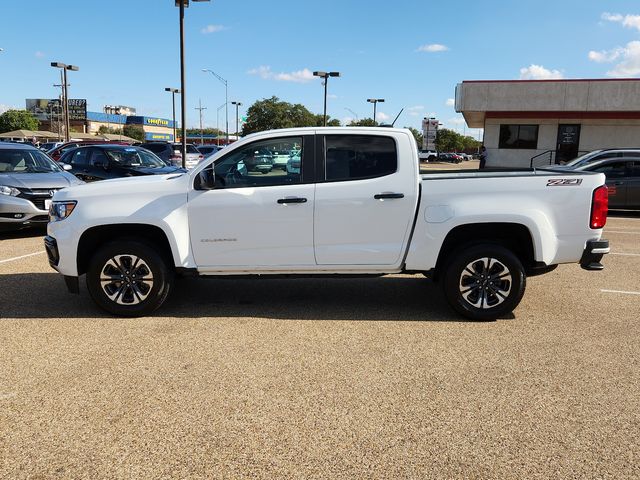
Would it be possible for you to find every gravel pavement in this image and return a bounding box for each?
[1,217,639,479]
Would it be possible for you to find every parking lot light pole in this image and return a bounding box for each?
[175,0,210,167]
[202,69,229,144]
[367,98,385,125]
[165,87,180,142]
[50,62,79,142]
[231,101,242,138]
[313,71,340,126]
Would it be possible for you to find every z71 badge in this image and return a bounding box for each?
[546,178,583,186]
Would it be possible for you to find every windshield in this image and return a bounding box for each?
[105,148,166,168]
[0,149,63,173]
[563,150,603,167]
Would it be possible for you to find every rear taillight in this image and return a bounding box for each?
[590,185,608,229]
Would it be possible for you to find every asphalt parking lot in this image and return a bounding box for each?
[1,215,639,479]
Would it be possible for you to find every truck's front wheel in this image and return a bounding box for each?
[443,244,526,321]
[86,240,174,317]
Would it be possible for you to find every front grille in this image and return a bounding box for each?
[30,198,48,210]
[18,189,57,211]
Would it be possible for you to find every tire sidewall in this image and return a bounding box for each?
[86,240,173,317]
[443,243,526,321]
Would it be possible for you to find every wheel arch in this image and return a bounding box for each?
[77,223,175,276]
[432,222,536,281]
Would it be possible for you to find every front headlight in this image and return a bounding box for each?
[0,185,20,196]
[49,201,77,222]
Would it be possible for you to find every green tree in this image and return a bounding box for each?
[98,125,123,135]
[461,135,481,151]
[241,96,339,135]
[347,118,377,127]
[122,125,145,142]
[435,128,464,152]
[0,109,39,133]
[186,127,223,137]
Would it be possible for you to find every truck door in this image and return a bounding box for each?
[313,132,419,266]
[188,135,316,268]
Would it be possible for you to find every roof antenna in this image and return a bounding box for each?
[391,108,404,127]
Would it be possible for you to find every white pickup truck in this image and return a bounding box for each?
[45,127,610,320]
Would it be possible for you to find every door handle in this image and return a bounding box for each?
[277,197,307,204]
[374,192,404,200]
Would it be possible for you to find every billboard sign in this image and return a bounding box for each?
[26,98,87,121]
[422,117,439,151]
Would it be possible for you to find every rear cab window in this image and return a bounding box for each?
[323,134,397,181]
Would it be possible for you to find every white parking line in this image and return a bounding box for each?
[0,251,45,264]
[601,289,640,296]
[605,230,640,234]
[610,252,640,256]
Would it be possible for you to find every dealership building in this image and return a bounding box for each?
[455,79,640,167]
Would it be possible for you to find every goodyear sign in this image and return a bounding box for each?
[145,132,173,141]
[145,117,170,127]
[127,116,175,128]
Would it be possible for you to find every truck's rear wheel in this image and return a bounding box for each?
[443,244,526,321]
[86,240,173,317]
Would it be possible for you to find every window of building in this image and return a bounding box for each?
[498,125,539,149]
[324,135,397,181]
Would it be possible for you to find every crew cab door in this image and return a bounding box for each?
[188,135,315,269]
[314,132,419,265]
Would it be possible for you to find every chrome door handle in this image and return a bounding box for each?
[277,197,307,204]
[374,192,404,199]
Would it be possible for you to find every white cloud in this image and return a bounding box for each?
[35,51,45,58]
[588,47,624,63]
[201,24,225,34]
[588,41,640,77]
[376,112,390,122]
[519,64,564,80]
[248,65,315,83]
[0,104,16,114]
[407,105,424,117]
[448,116,465,125]
[417,43,449,53]
[445,98,455,107]
[601,12,640,30]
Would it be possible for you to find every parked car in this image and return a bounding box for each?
[196,145,221,158]
[438,153,462,163]
[559,148,640,168]
[243,148,274,173]
[59,145,185,182]
[271,150,292,171]
[0,143,83,231]
[47,127,609,320]
[418,150,438,162]
[48,141,125,162]
[554,157,640,209]
[286,150,301,174]
[39,142,63,153]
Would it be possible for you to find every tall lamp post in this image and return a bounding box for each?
[165,87,180,142]
[231,101,242,139]
[202,69,228,144]
[313,71,340,126]
[50,62,79,142]
[216,102,226,146]
[175,0,210,167]
[366,98,385,125]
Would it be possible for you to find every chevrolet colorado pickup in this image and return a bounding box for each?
[45,127,610,320]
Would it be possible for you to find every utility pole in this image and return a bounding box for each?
[231,101,242,139]
[195,98,207,145]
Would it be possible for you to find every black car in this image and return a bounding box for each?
[59,145,185,182]
[558,157,640,209]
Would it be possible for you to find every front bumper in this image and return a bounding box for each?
[580,239,609,271]
[0,195,50,229]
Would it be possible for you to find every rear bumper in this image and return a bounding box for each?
[580,239,609,271]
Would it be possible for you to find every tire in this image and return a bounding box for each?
[86,240,174,317]
[442,243,526,321]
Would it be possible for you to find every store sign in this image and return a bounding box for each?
[422,118,439,150]
[145,117,170,127]
[145,132,173,141]
[26,98,87,121]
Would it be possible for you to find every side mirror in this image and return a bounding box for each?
[195,165,215,190]
[62,164,72,171]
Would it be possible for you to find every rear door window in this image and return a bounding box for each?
[68,148,90,166]
[324,135,397,181]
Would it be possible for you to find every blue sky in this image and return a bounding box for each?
[2,0,640,136]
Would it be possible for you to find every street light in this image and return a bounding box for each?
[367,98,385,125]
[50,62,79,142]
[175,0,210,167]
[202,69,229,144]
[165,87,180,142]
[231,101,242,139]
[313,71,340,126]
[216,102,226,146]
